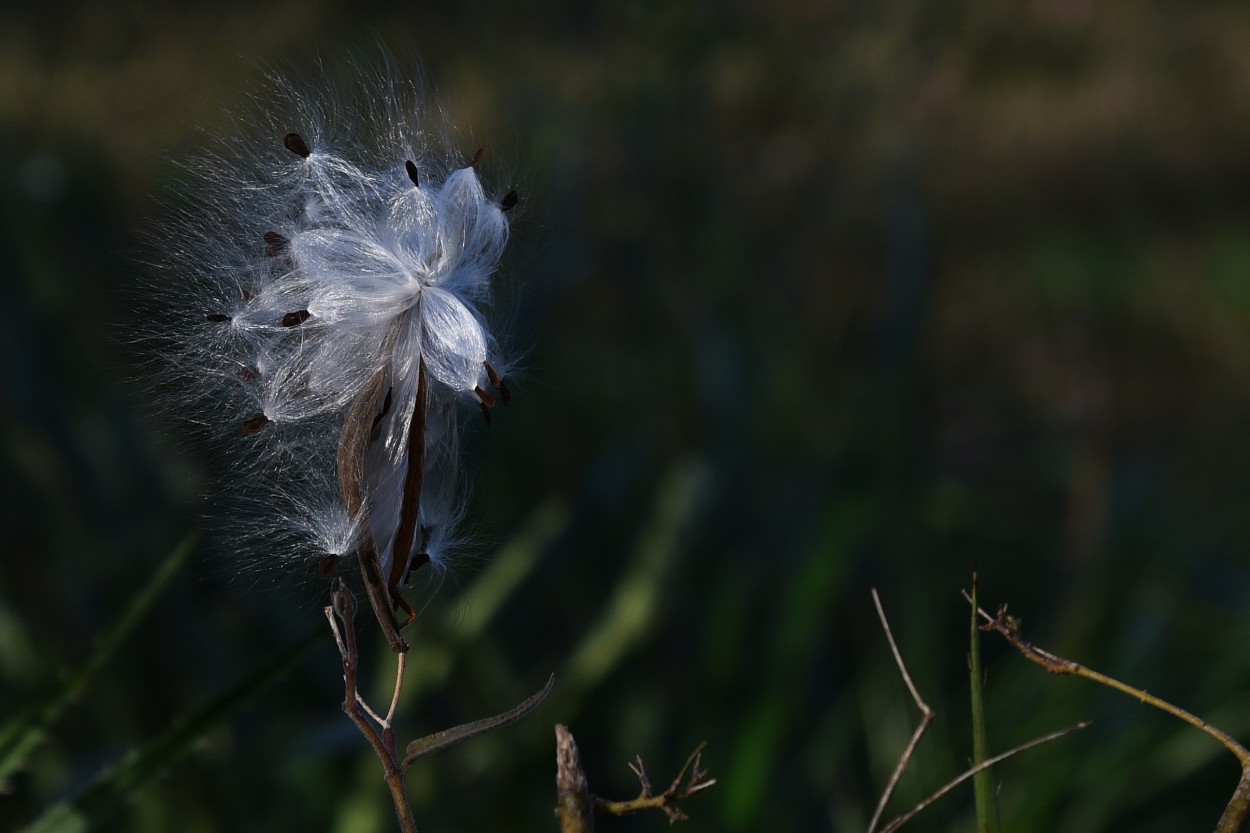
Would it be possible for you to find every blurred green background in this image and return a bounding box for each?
[4,1,1250,831]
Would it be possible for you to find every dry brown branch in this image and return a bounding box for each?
[868,589,936,833]
[878,721,1091,833]
[326,578,418,833]
[592,742,717,823]
[868,588,1090,833]
[553,725,715,830]
[970,597,1250,833]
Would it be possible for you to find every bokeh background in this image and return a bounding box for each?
[5,1,1250,831]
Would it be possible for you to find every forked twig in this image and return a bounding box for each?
[326,578,418,833]
[970,596,1250,833]
[869,589,1090,833]
[592,741,717,823]
[878,721,1091,833]
[553,725,715,831]
[868,588,935,833]
[329,578,555,832]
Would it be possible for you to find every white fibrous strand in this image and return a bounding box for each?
[151,63,515,603]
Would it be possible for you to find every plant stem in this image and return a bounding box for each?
[968,575,999,833]
[326,579,418,833]
[975,601,1250,833]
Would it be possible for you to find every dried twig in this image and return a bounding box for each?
[868,588,935,833]
[869,588,1090,833]
[878,721,1091,833]
[326,578,418,833]
[553,725,715,830]
[592,741,717,823]
[971,597,1250,833]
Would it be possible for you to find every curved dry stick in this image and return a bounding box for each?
[870,589,1090,833]
[326,579,418,833]
[970,597,1250,833]
[879,721,1091,833]
[868,589,935,833]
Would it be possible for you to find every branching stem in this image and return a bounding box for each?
[868,589,935,833]
[879,722,1091,833]
[970,597,1250,833]
[326,579,417,833]
[869,589,1090,833]
[592,742,717,823]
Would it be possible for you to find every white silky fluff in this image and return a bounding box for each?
[150,56,513,588]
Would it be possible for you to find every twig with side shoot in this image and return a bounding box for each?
[970,597,1250,833]
[869,589,1091,833]
[326,578,418,833]
[868,588,935,833]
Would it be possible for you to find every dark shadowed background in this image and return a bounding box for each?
[4,1,1250,831]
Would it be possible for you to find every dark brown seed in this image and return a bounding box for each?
[501,190,518,211]
[282,309,311,327]
[405,160,420,187]
[206,313,230,323]
[402,551,431,585]
[474,386,496,409]
[284,132,311,158]
[479,401,493,425]
[241,414,269,436]
[263,231,289,257]
[371,386,394,431]
[317,554,338,576]
[472,146,485,166]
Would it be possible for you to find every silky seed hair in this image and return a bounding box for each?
[146,53,517,594]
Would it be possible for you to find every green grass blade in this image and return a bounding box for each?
[969,575,1000,833]
[0,534,197,788]
[452,498,570,642]
[17,626,321,833]
[562,460,708,697]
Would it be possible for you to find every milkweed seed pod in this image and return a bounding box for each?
[147,54,517,636]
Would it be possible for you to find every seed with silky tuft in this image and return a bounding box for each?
[263,231,289,257]
[282,309,311,327]
[283,132,311,158]
[241,414,270,436]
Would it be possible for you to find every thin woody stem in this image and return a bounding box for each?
[879,721,1091,833]
[591,742,715,822]
[552,726,714,828]
[386,651,408,726]
[327,579,418,833]
[868,589,935,833]
[971,598,1250,833]
[868,589,1087,833]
